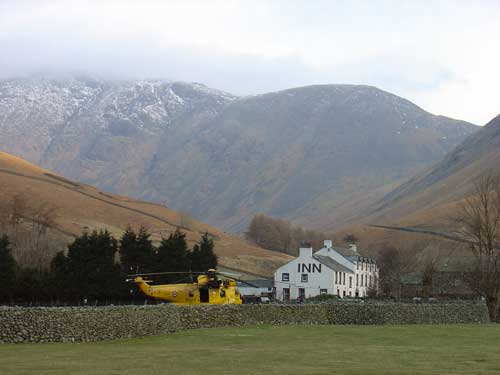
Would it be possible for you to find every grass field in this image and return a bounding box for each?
[1,325,500,375]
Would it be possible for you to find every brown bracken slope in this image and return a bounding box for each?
[369,113,500,225]
[0,151,290,276]
[335,113,500,254]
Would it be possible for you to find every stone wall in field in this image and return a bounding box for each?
[0,302,490,344]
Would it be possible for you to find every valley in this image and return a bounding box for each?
[0,76,477,233]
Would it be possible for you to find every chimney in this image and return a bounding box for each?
[348,243,357,253]
[324,240,332,248]
[299,242,313,258]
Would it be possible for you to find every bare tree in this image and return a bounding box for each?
[0,194,60,269]
[419,247,439,298]
[8,194,27,248]
[377,246,403,298]
[28,203,58,270]
[454,173,500,320]
[377,242,421,299]
[178,211,193,230]
[246,213,334,256]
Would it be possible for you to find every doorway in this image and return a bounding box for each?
[200,288,209,303]
[283,288,290,301]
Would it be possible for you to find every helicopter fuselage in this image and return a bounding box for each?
[133,275,243,304]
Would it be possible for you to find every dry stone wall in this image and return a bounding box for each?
[0,303,490,344]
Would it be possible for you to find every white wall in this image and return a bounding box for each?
[354,259,379,297]
[274,247,335,301]
[273,245,379,301]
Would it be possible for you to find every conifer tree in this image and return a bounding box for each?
[154,229,190,283]
[190,233,217,272]
[50,251,70,300]
[119,226,154,275]
[14,268,51,303]
[0,235,16,301]
[64,229,123,301]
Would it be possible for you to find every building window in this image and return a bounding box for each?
[343,272,346,285]
[283,288,290,301]
[298,288,305,300]
[301,273,308,283]
[356,274,359,286]
[320,289,327,295]
[337,289,340,296]
[282,273,289,282]
[343,290,346,297]
[356,261,359,270]
[349,291,352,297]
[369,275,372,287]
[349,276,352,288]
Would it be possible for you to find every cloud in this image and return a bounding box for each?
[0,0,499,124]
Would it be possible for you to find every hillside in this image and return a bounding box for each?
[0,76,477,232]
[370,113,500,225]
[335,113,500,254]
[0,151,290,276]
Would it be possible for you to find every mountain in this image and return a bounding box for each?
[0,75,477,232]
[368,113,500,226]
[330,113,500,256]
[0,151,290,276]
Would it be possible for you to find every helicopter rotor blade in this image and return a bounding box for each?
[234,279,261,288]
[126,278,153,283]
[216,273,262,288]
[127,271,205,277]
[215,271,242,278]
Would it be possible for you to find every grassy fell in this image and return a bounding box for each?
[0,151,290,275]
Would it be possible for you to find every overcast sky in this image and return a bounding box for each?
[1,0,499,124]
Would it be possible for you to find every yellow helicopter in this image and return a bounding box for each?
[127,269,257,305]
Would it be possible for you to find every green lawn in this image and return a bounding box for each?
[1,325,500,375]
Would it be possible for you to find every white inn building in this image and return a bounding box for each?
[274,240,378,301]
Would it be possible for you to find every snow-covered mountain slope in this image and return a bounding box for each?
[0,75,235,164]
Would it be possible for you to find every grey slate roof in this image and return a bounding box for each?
[236,279,274,289]
[312,255,353,274]
[326,246,376,263]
